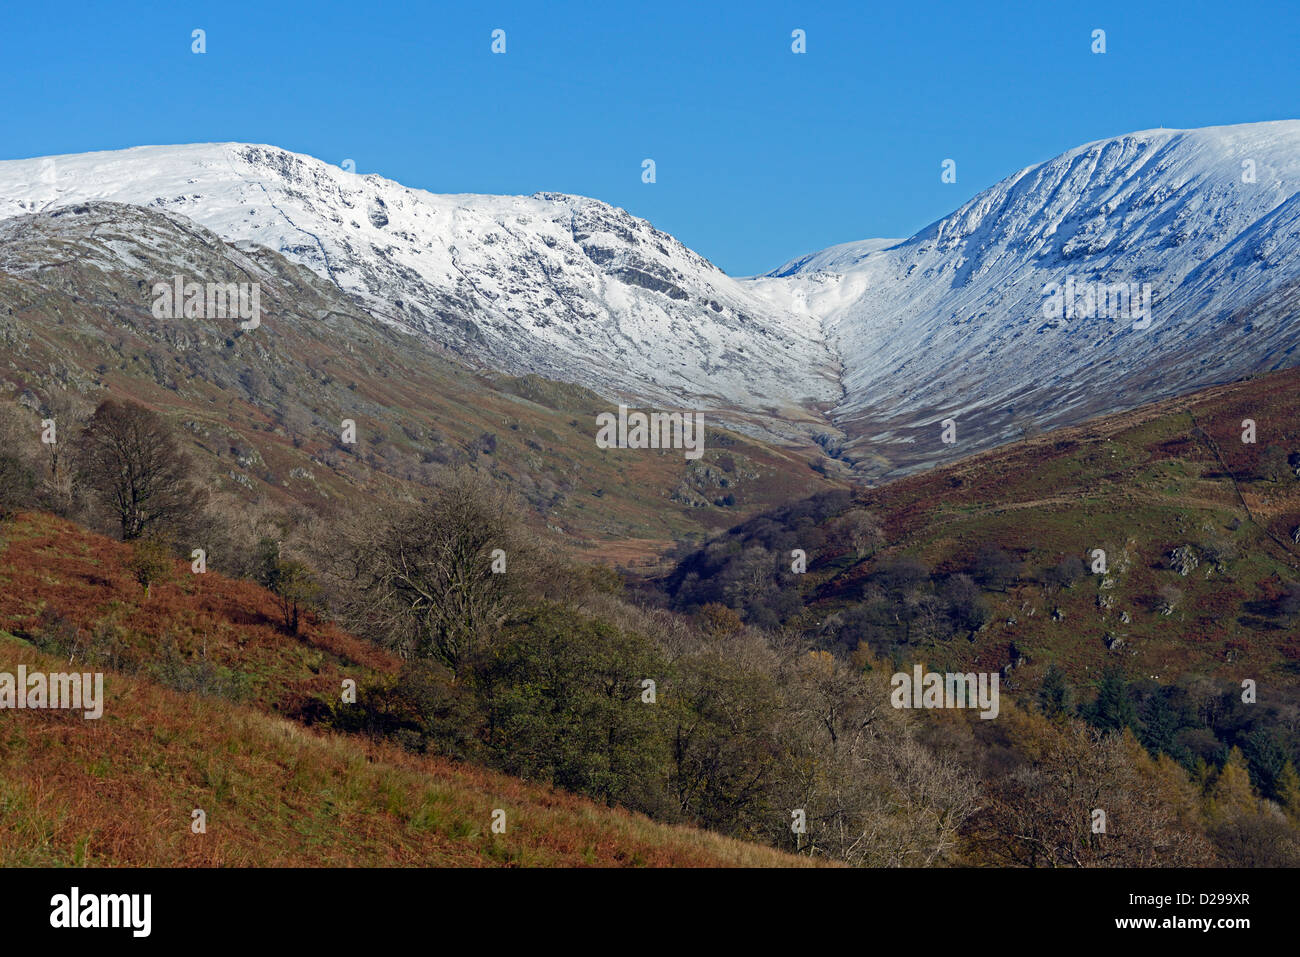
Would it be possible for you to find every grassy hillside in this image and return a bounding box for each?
[668,363,1300,691]
[0,512,812,867]
[0,204,843,564]
[0,510,391,717]
[0,633,811,866]
[842,365,1300,689]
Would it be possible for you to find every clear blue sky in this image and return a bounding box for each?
[2,0,1297,275]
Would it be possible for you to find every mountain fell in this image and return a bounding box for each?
[2,122,1300,479]
[758,121,1300,476]
[0,145,838,440]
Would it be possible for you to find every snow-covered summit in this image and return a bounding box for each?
[0,143,840,429]
[750,121,1300,473]
[3,122,1300,474]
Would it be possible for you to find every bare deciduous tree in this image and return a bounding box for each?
[833,508,885,559]
[77,399,198,540]
[338,471,538,673]
[972,712,1215,867]
[27,393,89,516]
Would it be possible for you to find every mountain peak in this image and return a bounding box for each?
[4,120,1300,475]
[0,142,842,436]
[777,118,1300,477]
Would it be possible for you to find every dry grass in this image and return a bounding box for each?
[0,634,814,867]
[0,513,816,867]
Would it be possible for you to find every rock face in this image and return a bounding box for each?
[1170,545,1200,577]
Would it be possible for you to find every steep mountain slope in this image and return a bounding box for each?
[756,121,1300,479]
[0,202,844,558]
[0,144,838,438]
[4,123,1299,483]
[665,361,1300,696]
[0,511,814,867]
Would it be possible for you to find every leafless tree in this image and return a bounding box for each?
[833,508,885,559]
[336,471,539,673]
[77,399,198,540]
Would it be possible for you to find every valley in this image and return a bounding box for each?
[2,120,1299,870]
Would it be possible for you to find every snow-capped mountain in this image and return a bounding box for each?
[0,144,839,438]
[2,121,1300,478]
[751,121,1300,474]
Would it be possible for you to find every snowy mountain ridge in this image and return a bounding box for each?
[0,143,839,440]
[747,121,1300,474]
[2,121,1300,476]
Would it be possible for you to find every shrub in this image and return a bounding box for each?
[128,538,173,598]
